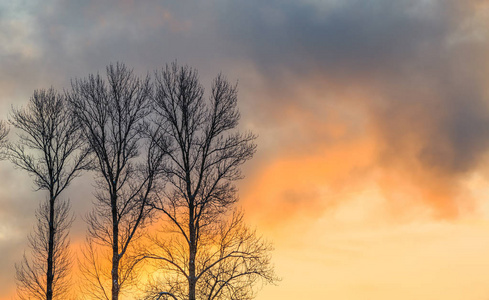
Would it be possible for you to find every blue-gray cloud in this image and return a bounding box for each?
[216,0,489,174]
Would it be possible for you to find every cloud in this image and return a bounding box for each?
[216,0,489,219]
[0,0,487,232]
[218,0,453,78]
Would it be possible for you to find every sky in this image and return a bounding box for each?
[2,0,489,299]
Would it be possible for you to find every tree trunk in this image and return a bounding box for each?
[46,194,55,300]
[188,203,196,300]
[189,252,196,300]
[111,193,120,300]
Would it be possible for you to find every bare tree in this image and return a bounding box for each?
[67,63,165,300]
[195,210,276,300]
[142,63,277,300]
[16,199,74,300]
[144,210,276,300]
[8,88,90,300]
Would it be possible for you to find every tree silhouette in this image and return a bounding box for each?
[144,210,277,300]
[67,63,165,300]
[9,88,90,300]
[141,63,277,300]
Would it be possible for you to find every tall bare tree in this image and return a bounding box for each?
[8,88,90,300]
[143,63,277,300]
[68,63,165,300]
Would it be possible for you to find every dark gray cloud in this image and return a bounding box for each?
[0,0,228,105]
[216,0,489,177]
[218,0,452,77]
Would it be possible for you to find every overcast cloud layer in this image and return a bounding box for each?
[1,0,489,297]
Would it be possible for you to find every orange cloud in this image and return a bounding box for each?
[241,123,377,228]
[240,74,487,228]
